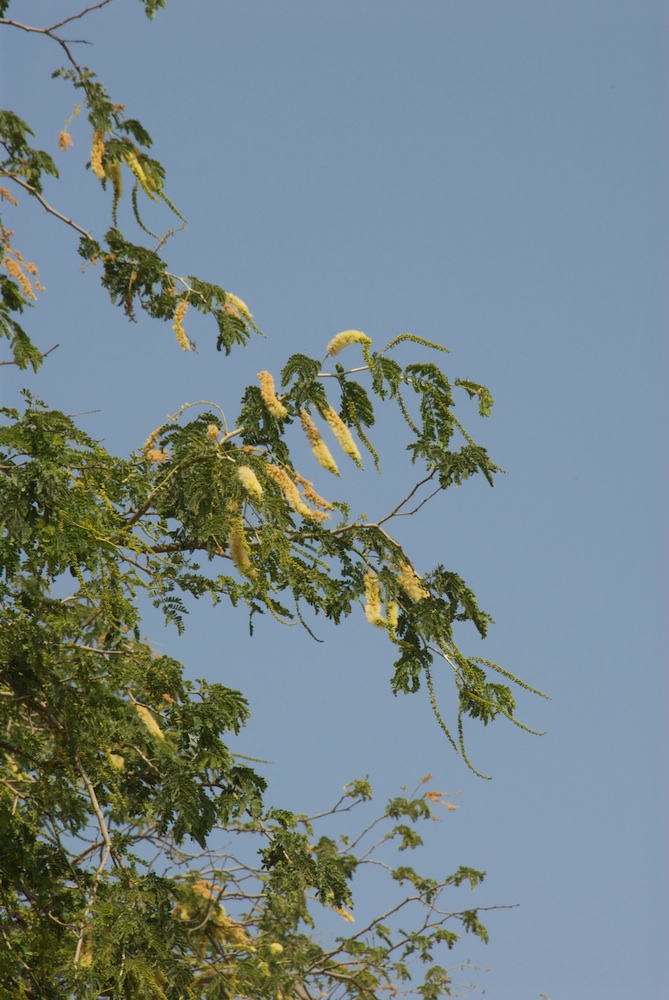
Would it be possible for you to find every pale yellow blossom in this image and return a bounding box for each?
[396,562,429,602]
[326,330,372,356]
[225,292,252,320]
[265,465,326,520]
[172,299,190,351]
[364,572,385,627]
[300,411,339,476]
[134,703,165,741]
[323,406,362,467]
[228,516,252,573]
[237,465,264,498]
[90,130,106,180]
[257,371,288,419]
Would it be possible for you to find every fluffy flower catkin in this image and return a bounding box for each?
[257,371,288,419]
[326,330,372,357]
[323,406,362,467]
[228,516,252,573]
[397,562,429,602]
[134,704,165,741]
[172,299,190,351]
[300,411,340,476]
[363,573,385,627]
[225,292,252,320]
[265,465,320,520]
[90,130,106,180]
[237,465,263,498]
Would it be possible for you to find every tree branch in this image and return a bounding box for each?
[2,174,92,239]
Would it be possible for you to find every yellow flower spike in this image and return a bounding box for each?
[145,448,170,464]
[264,465,316,520]
[225,292,252,320]
[237,465,264,499]
[257,371,288,419]
[326,330,372,356]
[385,600,399,632]
[90,130,106,180]
[268,942,284,955]
[134,704,165,741]
[335,907,355,923]
[4,257,36,301]
[294,472,334,513]
[228,516,252,574]
[172,299,190,351]
[206,423,220,441]
[323,406,362,467]
[300,411,340,476]
[396,562,429,602]
[109,753,125,772]
[364,572,385,627]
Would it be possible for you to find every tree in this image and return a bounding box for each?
[0,2,547,997]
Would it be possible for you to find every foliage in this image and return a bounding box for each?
[0,2,546,997]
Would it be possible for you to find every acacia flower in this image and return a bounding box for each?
[385,600,399,631]
[294,472,334,513]
[326,330,372,356]
[228,516,252,573]
[397,562,429,602]
[134,703,165,741]
[300,411,340,476]
[4,257,36,301]
[172,299,190,351]
[237,465,264,498]
[145,448,170,464]
[206,423,220,441]
[265,464,322,520]
[58,131,73,152]
[323,405,362,467]
[224,292,252,320]
[90,130,106,180]
[364,572,385,627]
[257,371,288,419]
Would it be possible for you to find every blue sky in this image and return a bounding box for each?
[2,1,668,997]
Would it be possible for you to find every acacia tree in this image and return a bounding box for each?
[0,2,547,997]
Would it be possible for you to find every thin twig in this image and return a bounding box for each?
[0,343,60,367]
[2,174,93,239]
[45,0,115,33]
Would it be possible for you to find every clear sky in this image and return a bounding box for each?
[2,2,668,998]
